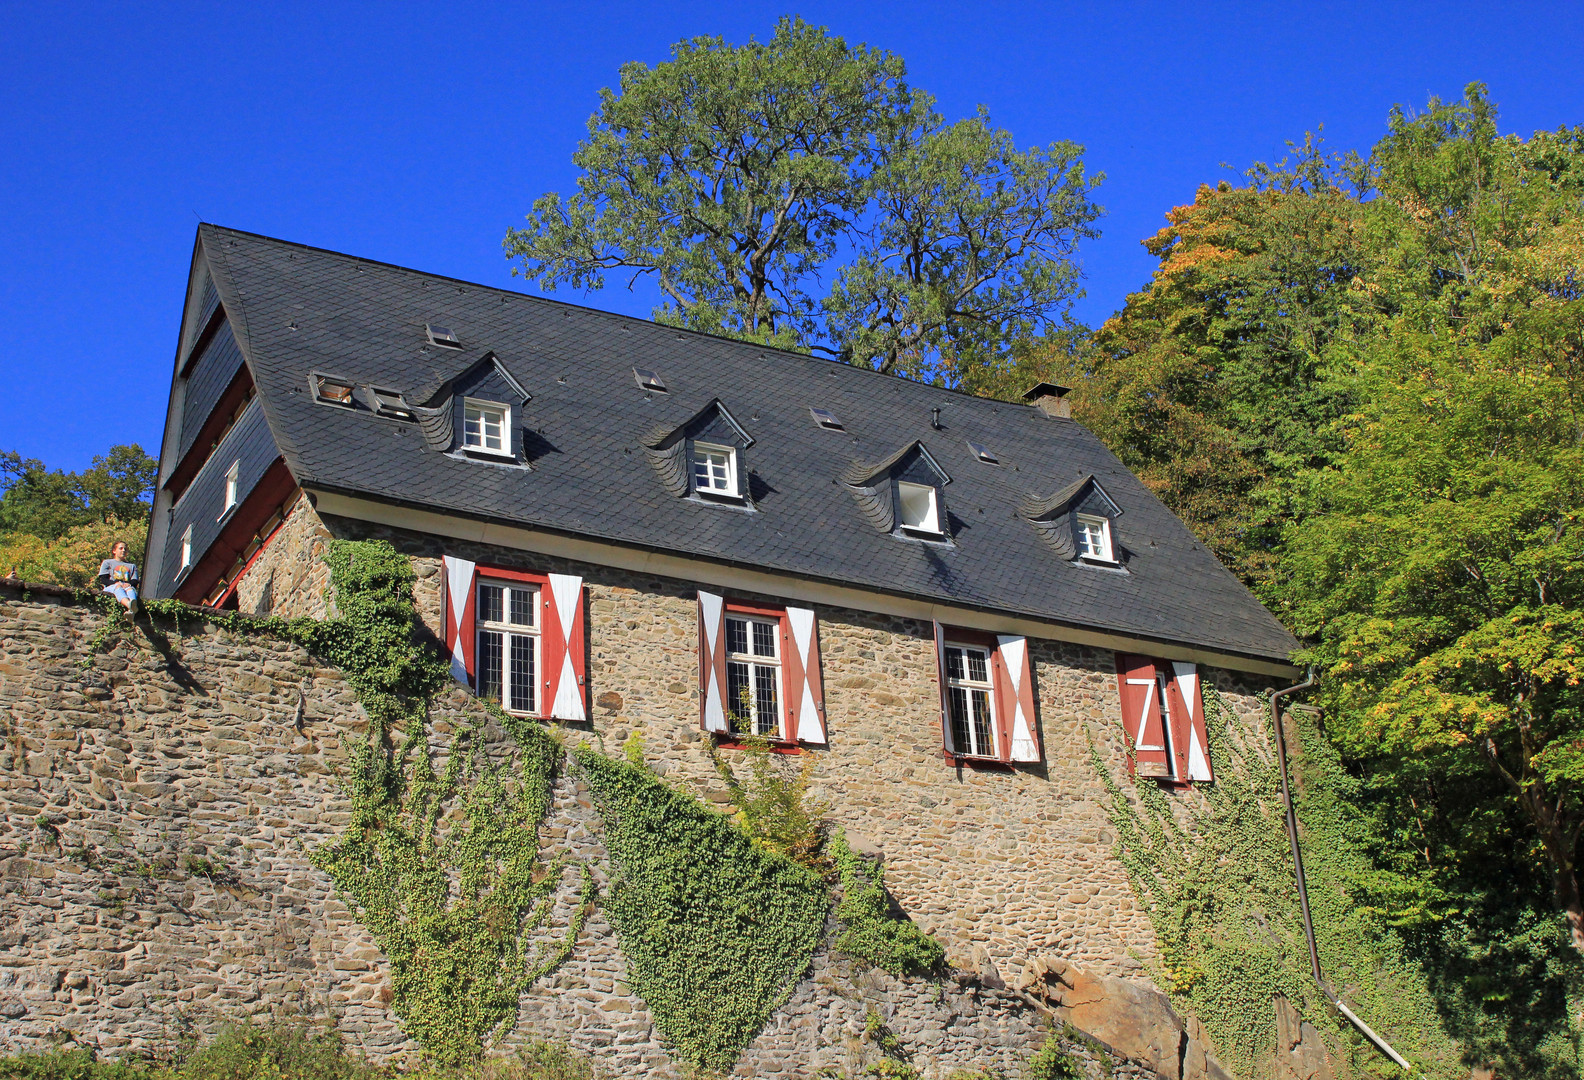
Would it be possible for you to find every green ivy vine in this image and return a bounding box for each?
[572,742,827,1076]
[828,829,944,978]
[70,541,587,1066]
[1091,687,1459,1079]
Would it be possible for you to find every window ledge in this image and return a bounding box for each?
[1077,553,1125,569]
[898,527,950,543]
[944,751,1013,770]
[217,503,238,525]
[713,735,806,754]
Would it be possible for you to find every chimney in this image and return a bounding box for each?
[1022,382,1073,419]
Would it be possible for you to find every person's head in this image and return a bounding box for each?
[111,541,127,561]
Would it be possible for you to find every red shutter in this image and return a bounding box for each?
[1115,654,1172,779]
[542,574,586,722]
[698,590,729,733]
[995,635,1041,763]
[933,620,956,755]
[782,605,826,744]
[1163,661,1213,782]
[443,556,478,686]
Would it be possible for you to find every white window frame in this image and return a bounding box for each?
[219,460,240,519]
[462,398,512,457]
[725,613,783,739]
[179,525,193,572]
[692,442,739,498]
[475,578,540,715]
[944,642,999,759]
[897,481,941,535]
[1075,514,1114,562]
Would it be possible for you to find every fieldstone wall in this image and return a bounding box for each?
[0,586,1192,1078]
[284,504,1280,981]
[234,492,336,621]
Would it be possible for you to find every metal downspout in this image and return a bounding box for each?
[1269,671,1412,1073]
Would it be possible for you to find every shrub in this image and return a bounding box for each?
[829,830,944,978]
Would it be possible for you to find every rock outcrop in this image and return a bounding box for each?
[1017,956,1231,1080]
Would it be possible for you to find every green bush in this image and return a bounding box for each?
[829,830,944,978]
[1027,1033,1083,1080]
[0,1047,151,1080]
[709,733,831,871]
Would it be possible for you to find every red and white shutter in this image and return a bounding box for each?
[995,635,1041,763]
[1163,661,1213,782]
[1115,654,1172,778]
[782,606,827,744]
[698,590,729,733]
[934,620,956,755]
[442,556,478,686]
[542,573,586,722]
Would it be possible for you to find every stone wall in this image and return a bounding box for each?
[0,586,1197,1077]
[275,503,1279,982]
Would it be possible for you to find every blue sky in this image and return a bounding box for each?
[3,1,1581,472]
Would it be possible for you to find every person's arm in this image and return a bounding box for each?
[97,560,112,588]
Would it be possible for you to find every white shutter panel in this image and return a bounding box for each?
[545,573,586,721]
[698,590,729,733]
[996,635,1040,762]
[784,605,826,744]
[442,555,476,685]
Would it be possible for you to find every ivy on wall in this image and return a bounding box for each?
[86,542,588,1066]
[1092,687,1460,1079]
[573,743,827,1076]
[828,830,944,978]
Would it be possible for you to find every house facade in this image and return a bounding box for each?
[145,224,1300,979]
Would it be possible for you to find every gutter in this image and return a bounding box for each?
[1269,670,1412,1073]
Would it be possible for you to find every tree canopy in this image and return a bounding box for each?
[504,17,1100,383]
[0,444,155,583]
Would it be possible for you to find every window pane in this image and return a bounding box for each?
[949,686,970,753]
[478,584,503,625]
[509,587,534,626]
[510,634,536,713]
[464,408,482,447]
[754,663,779,736]
[971,689,994,757]
[693,447,732,492]
[478,630,503,702]
[726,617,748,657]
[727,661,751,734]
[482,411,503,450]
[898,482,938,531]
[752,620,776,658]
[966,649,989,684]
[945,646,965,681]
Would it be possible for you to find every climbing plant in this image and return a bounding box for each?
[83,541,589,1066]
[1091,687,1463,1080]
[828,829,944,978]
[573,743,827,1075]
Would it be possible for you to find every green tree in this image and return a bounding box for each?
[504,17,1100,383]
[0,444,156,541]
[1289,87,1584,961]
[1073,140,1364,607]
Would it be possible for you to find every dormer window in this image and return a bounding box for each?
[1076,514,1112,561]
[220,460,240,519]
[897,481,941,535]
[693,442,737,497]
[842,441,953,542]
[463,399,510,456]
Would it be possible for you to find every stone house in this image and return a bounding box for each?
[144,224,1299,980]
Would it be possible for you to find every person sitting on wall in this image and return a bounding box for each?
[98,541,141,613]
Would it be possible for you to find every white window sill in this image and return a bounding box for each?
[461,446,515,460]
[899,526,949,543]
[217,503,238,525]
[1078,553,1121,567]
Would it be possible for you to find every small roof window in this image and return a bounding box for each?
[634,367,668,393]
[966,440,999,465]
[426,323,462,348]
[371,388,414,421]
[897,481,941,535]
[810,407,844,431]
[313,374,355,407]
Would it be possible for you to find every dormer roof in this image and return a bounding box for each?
[181,223,1299,668]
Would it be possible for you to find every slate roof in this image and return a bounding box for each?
[195,224,1299,665]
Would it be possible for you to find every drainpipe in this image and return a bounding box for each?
[1270,670,1412,1073]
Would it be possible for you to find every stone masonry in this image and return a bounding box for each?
[0,495,1275,1074]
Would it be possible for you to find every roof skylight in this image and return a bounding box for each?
[313,374,355,407]
[634,367,668,393]
[810,407,844,431]
[371,388,414,421]
[426,323,462,348]
[967,440,999,464]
